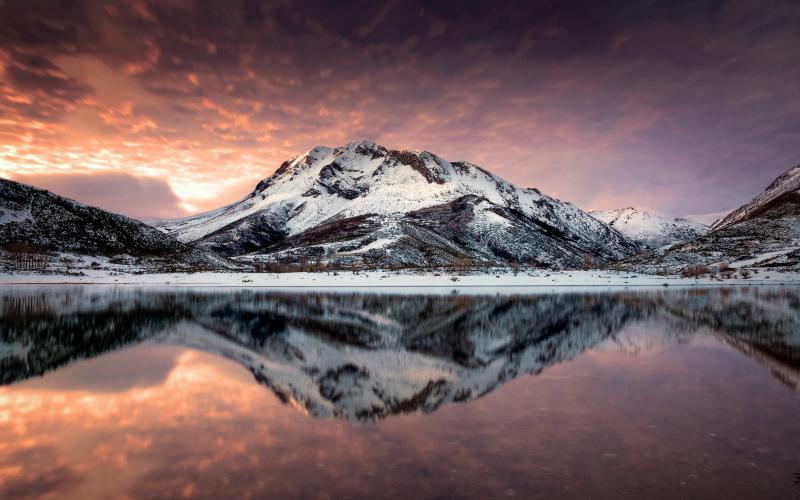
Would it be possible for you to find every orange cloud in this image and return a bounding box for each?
[0,0,796,220]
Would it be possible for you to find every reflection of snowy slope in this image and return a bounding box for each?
[171,329,575,422]
[0,292,184,385]
[144,289,800,418]
[597,321,685,355]
[165,294,635,421]
[2,288,799,419]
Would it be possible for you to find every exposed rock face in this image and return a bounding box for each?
[590,207,708,248]
[157,140,641,268]
[0,178,229,270]
[3,287,798,422]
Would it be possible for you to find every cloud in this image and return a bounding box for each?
[0,445,84,499]
[11,172,189,220]
[0,0,797,218]
[19,345,182,393]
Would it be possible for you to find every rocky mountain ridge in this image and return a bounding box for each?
[157,140,641,268]
[590,207,708,248]
[621,163,800,272]
[713,164,800,229]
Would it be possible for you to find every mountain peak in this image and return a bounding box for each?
[590,207,707,248]
[157,141,641,267]
[343,139,382,151]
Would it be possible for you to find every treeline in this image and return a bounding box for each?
[2,243,52,270]
[680,262,752,279]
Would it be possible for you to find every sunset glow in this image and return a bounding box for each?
[1,1,798,220]
[2,334,798,499]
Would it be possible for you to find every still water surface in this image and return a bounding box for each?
[1,286,799,499]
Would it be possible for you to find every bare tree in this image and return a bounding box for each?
[681,264,710,278]
[4,243,51,270]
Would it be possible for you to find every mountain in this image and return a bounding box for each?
[590,207,708,248]
[713,164,800,229]
[158,140,640,268]
[0,178,229,271]
[623,163,800,271]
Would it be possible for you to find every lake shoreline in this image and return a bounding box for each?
[2,269,800,294]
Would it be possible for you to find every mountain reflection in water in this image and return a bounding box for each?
[2,286,800,500]
[2,286,799,422]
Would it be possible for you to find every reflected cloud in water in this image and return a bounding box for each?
[1,286,799,499]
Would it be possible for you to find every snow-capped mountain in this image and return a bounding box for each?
[624,163,800,271]
[713,164,800,229]
[590,207,708,248]
[0,178,228,270]
[158,140,641,268]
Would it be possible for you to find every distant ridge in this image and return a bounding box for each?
[590,207,708,248]
[622,163,800,271]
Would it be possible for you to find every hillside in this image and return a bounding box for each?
[0,178,229,271]
[713,164,800,229]
[158,141,641,269]
[622,164,800,272]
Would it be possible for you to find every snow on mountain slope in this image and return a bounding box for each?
[158,140,641,267]
[0,178,230,270]
[621,163,800,272]
[590,207,708,248]
[713,163,800,229]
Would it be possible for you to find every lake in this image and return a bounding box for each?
[1,286,799,499]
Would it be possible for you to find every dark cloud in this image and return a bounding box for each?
[12,172,189,220]
[2,51,91,119]
[0,0,90,48]
[0,0,798,218]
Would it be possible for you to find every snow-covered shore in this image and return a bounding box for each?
[2,269,799,295]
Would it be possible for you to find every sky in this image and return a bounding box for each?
[0,0,798,223]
